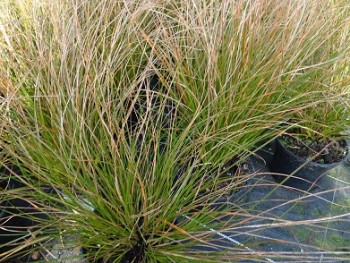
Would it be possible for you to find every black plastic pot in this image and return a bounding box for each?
[0,199,42,254]
[253,139,276,167]
[270,138,349,191]
[0,164,50,259]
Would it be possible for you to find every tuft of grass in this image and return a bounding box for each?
[0,0,350,262]
[151,0,350,164]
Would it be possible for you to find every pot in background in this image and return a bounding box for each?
[270,138,349,191]
[0,164,50,258]
[253,139,276,167]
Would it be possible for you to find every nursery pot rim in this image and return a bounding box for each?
[276,137,350,168]
[0,207,5,218]
[271,137,350,191]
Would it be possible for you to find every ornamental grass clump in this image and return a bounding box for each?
[0,1,257,261]
[0,0,350,262]
[153,0,350,166]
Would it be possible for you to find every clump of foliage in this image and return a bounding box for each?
[0,0,350,262]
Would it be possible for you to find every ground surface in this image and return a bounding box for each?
[206,154,350,263]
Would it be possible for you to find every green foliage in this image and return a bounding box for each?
[0,0,350,262]
[280,1,350,139]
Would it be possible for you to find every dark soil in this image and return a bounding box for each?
[280,134,348,164]
[84,241,147,263]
